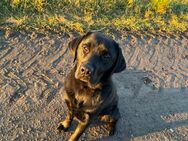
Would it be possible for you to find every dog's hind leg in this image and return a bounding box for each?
[99,105,120,136]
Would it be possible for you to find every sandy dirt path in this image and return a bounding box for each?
[0,30,188,141]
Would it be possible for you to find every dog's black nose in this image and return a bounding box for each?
[80,65,93,76]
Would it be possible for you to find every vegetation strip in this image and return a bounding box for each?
[0,0,188,33]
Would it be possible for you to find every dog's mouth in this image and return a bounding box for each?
[74,64,104,89]
[78,75,97,86]
[84,80,102,89]
[75,72,102,89]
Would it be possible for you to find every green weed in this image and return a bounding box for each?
[0,0,187,33]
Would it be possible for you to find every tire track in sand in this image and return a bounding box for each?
[0,30,187,141]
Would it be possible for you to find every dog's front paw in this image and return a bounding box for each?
[57,123,69,132]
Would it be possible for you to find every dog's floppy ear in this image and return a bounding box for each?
[68,32,93,63]
[113,42,126,73]
[68,36,83,63]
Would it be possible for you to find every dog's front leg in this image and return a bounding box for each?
[57,111,74,132]
[57,100,74,132]
[69,113,90,141]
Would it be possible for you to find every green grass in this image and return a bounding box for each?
[0,0,187,33]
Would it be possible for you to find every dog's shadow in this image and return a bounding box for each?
[83,70,188,141]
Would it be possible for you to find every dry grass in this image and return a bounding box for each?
[0,0,187,33]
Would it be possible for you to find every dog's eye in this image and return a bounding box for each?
[82,45,89,54]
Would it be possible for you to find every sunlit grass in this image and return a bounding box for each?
[0,0,187,33]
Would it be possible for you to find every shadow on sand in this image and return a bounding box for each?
[92,70,188,141]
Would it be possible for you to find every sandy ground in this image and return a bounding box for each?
[0,29,188,141]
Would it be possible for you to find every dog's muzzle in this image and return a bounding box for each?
[80,63,94,77]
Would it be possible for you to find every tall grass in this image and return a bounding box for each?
[0,0,187,33]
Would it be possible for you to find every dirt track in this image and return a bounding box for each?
[0,30,188,141]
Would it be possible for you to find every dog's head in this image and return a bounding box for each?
[68,32,126,88]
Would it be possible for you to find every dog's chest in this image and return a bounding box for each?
[74,88,103,109]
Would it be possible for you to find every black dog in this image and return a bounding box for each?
[57,32,126,141]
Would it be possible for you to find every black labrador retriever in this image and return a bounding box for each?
[57,32,126,141]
